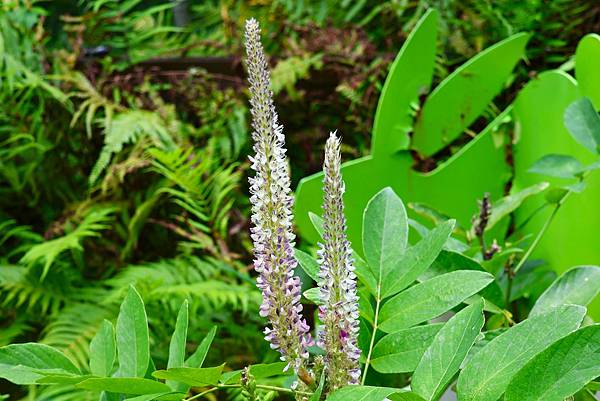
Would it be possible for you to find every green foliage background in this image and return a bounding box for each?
[0,0,598,399]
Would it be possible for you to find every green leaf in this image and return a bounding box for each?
[576,34,600,109]
[116,286,150,378]
[89,320,116,377]
[457,305,586,401]
[412,301,485,401]
[528,154,584,178]
[382,220,455,298]
[506,324,600,401]
[0,343,79,385]
[35,373,90,385]
[362,188,408,285]
[371,324,443,373]
[530,265,600,316]
[295,248,319,282]
[303,287,322,304]
[424,250,505,308]
[152,365,224,386]
[125,393,185,401]
[76,377,171,395]
[564,97,600,154]
[327,386,401,401]
[185,326,216,368]
[371,9,438,155]
[309,371,325,401]
[166,300,188,391]
[412,33,530,156]
[486,182,549,232]
[221,362,290,384]
[379,271,493,333]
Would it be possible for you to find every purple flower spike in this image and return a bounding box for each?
[244,18,312,373]
[317,132,361,390]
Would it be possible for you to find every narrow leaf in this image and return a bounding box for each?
[76,377,171,395]
[295,248,319,281]
[90,320,116,377]
[379,271,493,333]
[116,286,149,378]
[185,326,216,368]
[166,300,188,390]
[152,365,224,386]
[412,301,485,401]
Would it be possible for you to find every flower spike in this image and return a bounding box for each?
[244,18,312,373]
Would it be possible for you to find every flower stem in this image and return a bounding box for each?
[361,285,381,385]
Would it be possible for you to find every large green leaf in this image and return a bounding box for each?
[456,305,586,401]
[412,301,484,401]
[166,300,188,391]
[576,34,600,108]
[381,220,455,298]
[89,320,116,377]
[505,324,600,401]
[379,271,493,333]
[185,326,216,368]
[152,365,224,386]
[116,286,149,378]
[564,97,600,154]
[530,265,600,316]
[76,377,171,395]
[412,33,529,156]
[0,343,79,385]
[371,9,438,155]
[371,324,443,373]
[362,188,408,285]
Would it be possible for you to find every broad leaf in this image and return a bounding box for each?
[303,287,322,304]
[116,286,149,378]
[457,305,586,401]
[35,373,90,385]
[528,154,584,178]
[0,343,79,385]
[152,365,224,386]
[379,271,493,333]
[412,33,530,156]
[166,300,188,391]
[295,248,319,281]
[530,265,600,316]
[412,301,485,401]
[185,326,216,368]
[371,324,443,373]
[382,219,455,298]
[90,320,116,377]
[564,97,600,154]
[506,324,600,401]
[76,377,171,395]
[362,187,408,285]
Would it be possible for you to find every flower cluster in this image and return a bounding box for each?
[317,132,361,389]
[244,18,312,373]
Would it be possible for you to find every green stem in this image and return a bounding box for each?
[182,384,311,401]
[361,285,381,385]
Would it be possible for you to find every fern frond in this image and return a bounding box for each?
[20,207,116,279]
[90,110,176,184]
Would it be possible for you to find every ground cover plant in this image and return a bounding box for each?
[1,1,600,401]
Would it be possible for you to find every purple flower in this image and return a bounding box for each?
[244,18,312,373]
[317,132,361,390]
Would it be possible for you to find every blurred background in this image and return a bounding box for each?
[1,1,599,400]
